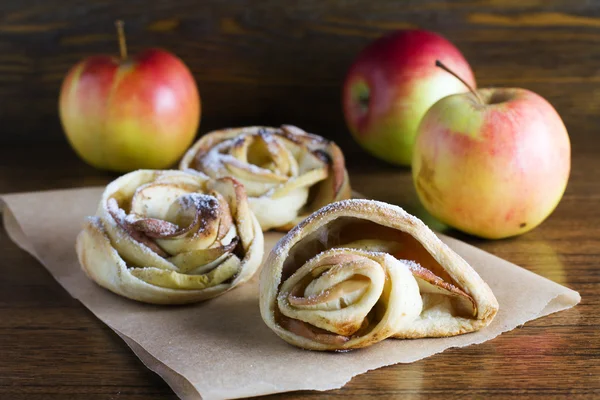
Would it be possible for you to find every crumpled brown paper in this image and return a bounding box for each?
[0,187,580,400]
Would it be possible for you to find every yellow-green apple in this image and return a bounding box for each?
[59,21,200,172]
[412,61,571,239]
[342,29,475,166]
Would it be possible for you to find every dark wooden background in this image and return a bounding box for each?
[1,1,600,399]
[1,0,600,157]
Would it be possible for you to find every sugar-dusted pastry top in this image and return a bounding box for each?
[259,199,499,351]
[76,169,264,304]
[179,125,351,231]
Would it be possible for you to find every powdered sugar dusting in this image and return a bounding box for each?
[197,140,235,174]
[223,155,278,175]
[193,127,331,190]
[105,197,169,257]
[199,139,283,179]
[107,198,129,226]
[258,128,284,157]
[281,124,328,148]
[397,259,424,273]
[274,199,422,258]
[132,218,180,238]
[178,193,218,215]
[124,213,141,224]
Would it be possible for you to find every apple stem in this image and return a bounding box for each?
[435,60,483,105]
[115,20,128,60]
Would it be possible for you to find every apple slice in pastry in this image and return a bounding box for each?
[259,199,499,351]
[76,170,264,305]
[179,125,351,231]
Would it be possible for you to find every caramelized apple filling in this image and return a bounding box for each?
[100,171,257,291]
[276,217,476,344]
[179,125,351,231]
[77,169,265,305]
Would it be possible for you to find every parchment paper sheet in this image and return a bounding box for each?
[0,187,580,400]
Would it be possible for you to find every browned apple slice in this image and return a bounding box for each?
[156,193,223,254]
[130,217,180,237]
[209,177,254,251]
[106,198,168,258]
[288,275,370,309]
[279,316,350,346]
[339,239,476,317]
[168,238,239,273]
[407,262,477,317]
[212,191,234,242]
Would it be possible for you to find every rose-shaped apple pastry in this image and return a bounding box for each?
[179,125,351,231]
[260,199,499,351]
[76,170,263,304]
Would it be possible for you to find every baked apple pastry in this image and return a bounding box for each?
[259,199,499,351]
[76,170,263,304]
[179,125,351,231]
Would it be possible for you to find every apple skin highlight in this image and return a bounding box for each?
[59,49,200,172]
[412,88,571,239]
[343,29,475,166]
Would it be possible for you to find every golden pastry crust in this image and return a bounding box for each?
[76,170,264,304]
[179,125,351,231]
[259,199,499,351]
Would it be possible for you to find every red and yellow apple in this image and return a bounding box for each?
[342,29,475,166]
[412,70,571,239]
[59,22,200,172]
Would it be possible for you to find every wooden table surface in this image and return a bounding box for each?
[0,140,598,399]
[1,1,600,397]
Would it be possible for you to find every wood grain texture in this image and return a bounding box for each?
[0,143,598,399]
[1,0,599,398]
[2,0,600,152]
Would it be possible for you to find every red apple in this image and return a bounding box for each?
[343,29,475,166]
[412,62,571,239]
[59,21,200,172]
